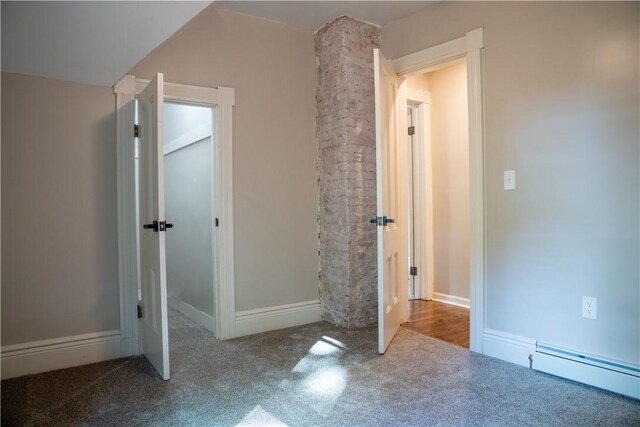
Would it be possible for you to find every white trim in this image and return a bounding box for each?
[406,91,434,302]
[484,330,640,398]
[407,105,419,300]
[537,342,639,375]
[465,28,484,51]
[235,300,322,337]
[533,346,640,399]
[391,36,467,77]
[114,74,136,96]
[417,102,434,301]
[114,75,139,357]
[168,296,216,334]
[213,90,235,339]
[392,27,486,354]
[1,331,122,379]
[164,123,211,156]
[482,328,536,368]
[115,75,236,343]
[407,88,430,105]
[135,79,236,107]
[466,33,486,355]
[431,292,470,309]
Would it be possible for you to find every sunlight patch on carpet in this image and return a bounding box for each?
[235,405,288,427]
[276,337,350,417]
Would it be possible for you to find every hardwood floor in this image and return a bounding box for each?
[403,300,470,348]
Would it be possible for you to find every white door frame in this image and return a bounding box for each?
[391,28,485,353]
[114,75,236,355]
[406,89,434,302]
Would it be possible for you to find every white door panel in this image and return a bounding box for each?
[374,49,408,354]
[138,73,170,380]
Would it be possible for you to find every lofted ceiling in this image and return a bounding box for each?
[1,1,211,87]
[1,1,435,88]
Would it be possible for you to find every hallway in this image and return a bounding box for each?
[404,300,470,348]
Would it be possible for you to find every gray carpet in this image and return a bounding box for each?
[2,309,639,426]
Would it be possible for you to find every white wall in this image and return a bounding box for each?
[383,1,640,364]
[130,7,319,312]
[407,73,429,92]
[1,73,119,345]
[164,103,214,317]
[2,6,319,359]
[428,62,470,300]
[164,102,211,144]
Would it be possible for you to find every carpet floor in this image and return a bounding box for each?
[2,309,639,426]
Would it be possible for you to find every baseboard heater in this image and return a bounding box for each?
[533,342,640,399]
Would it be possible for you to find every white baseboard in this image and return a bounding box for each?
[483,328,536,368]
[533,344,640,399]
[432,292,470,309]
[1,330,122,380]
[483,329,640,398]
[235,299,321,338]
[168,296,216,334]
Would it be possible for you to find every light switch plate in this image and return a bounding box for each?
[504,170,516,190]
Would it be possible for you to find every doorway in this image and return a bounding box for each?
[404,59,471,349]
[134,94,218,380]
[162,102,216,332]
[135,100,217,353]
[115,75,236,379]
[373,28,484,355]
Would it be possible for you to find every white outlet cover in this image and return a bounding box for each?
[582,296,597,320]
[504,170,516,190]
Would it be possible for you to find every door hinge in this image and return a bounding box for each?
[137,303,143,319]
[408,126,415,136]
[215,217,219,227]
[134,124,140,138]
[410,266,418,276]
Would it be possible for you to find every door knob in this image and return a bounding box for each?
[370,216,396,226]
[143,220,173,232]
[143,220,159,232]
[158,221,173,232]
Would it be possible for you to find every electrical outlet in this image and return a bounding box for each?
[582,296,597,320]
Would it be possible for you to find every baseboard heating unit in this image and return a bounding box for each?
[533,342,640,399]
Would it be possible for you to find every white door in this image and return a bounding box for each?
[374,49,408,354]
[138,73,170,380]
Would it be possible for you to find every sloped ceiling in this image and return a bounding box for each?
[1,1,211,87]
[1,1,436,88]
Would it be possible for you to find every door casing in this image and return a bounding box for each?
[115,76,236,357]
[389,27,486,353]
[406,92,434,302]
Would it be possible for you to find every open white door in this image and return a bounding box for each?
[138,73,170,380]
[374,49,408,354]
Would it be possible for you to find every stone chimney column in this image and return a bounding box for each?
[315,17,380,328]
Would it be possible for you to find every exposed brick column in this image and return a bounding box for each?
[315,16,380,328]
